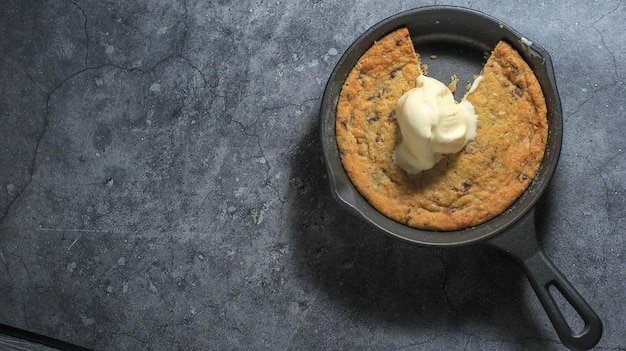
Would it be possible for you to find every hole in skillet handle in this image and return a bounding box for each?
[319,6,603,350]
[548,284,586,334]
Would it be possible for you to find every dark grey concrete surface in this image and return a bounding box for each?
[1,1,624,350]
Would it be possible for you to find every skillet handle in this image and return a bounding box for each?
[487,208,602,351]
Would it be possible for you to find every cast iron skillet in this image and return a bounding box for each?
[320,6,602,350]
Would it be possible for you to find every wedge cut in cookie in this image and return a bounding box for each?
[336,28,548,231]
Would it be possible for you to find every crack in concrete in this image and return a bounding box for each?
[178,55,209,89]
[20,292,30,330]
[0,44,218,230]
[558,152,615,302]
[593,26,621,83]
[0,248,8,275]
[560,4,622,125]
[0,0,123,229]
[437,250,459,317]
[256,95,322,221]
[226,90,322,217]
[228,114,287,222]
[591,2,622,29]
[462,332,526,350]
[462,333,473,351]
[2,0,221,237]
[593,170,616,300]
[0,185,30,230]
[391,334,442,350]
[564,152,615,220]
[564,81,615,123]
[0,60,46,228]
[460,332,562,349]
[69,0,90,68]
[115,331,151,349]
[179,0,189,57]
[260,97,320,116]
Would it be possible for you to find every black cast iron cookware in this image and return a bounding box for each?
[320,6,602,350]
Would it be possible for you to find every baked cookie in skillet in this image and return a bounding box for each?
[336,28,548,231]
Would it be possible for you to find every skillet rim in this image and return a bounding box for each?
[319,5,563,246]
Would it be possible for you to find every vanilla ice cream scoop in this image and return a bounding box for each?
[393,75,478,173]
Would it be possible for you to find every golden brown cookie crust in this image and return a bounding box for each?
[336,29,548,231]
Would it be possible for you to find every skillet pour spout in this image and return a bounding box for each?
[320,6,603,350]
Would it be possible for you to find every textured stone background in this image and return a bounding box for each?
[1,0,624,350]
